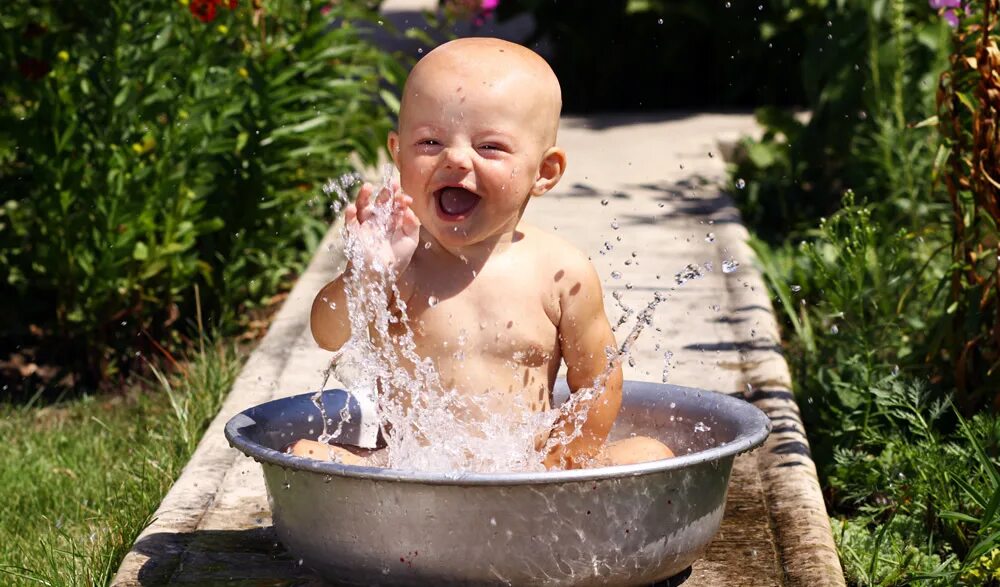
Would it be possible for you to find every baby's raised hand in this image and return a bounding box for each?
[343,181,420,278]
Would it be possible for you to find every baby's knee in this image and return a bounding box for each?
[602,436,674,466]
[286,439,375,466]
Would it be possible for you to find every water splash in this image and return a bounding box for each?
[314,167,554,473]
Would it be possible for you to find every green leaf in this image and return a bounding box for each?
[132,242,149,261]
[113,85,129,107]
[379,89,400,116]
[235,132,249,154]
[746,142,778,168]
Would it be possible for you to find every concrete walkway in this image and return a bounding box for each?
[112,112,844,586]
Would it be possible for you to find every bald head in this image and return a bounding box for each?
[399,38,563,147]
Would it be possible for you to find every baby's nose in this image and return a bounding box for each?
[442,147,472,170]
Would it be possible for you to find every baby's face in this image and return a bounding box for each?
[390,49,562,250]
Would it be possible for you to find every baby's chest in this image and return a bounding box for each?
[405,281,560,362]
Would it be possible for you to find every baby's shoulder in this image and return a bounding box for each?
[517,225,600,293]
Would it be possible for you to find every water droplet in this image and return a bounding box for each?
[790,284,802,293]
[611,271,622,280]
[705,232,715,243]
[830,324,839,335]
[725,1,731,7]
[710,304,721,312]
[600,198,609,206]
[424,241,432,249]
[428,296,440,307]
[736,178,746,189]
[722,258,740,274]
[674,263,705,286]
[610,219,619,230]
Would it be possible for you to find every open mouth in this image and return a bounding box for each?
[435,186,481,220]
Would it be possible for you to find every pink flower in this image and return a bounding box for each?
[929,0,968,27]
[481,0,499,11]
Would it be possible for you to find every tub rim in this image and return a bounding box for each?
[225,381,771,486]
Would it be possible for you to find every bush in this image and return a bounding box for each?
[738,1,1000,583]
[0,0,404,390]
[730,0,950,240]
[496,0,818,112]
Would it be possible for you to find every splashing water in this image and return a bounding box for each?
[310,168,670,473]
[674,263,707,286]
[312,168,558,473]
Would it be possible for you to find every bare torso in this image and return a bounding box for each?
[389,224,569,419]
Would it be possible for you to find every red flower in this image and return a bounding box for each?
[226,0,238,8]
[23,22,48,40]
[190,0,218,22]
[18,57,51,81]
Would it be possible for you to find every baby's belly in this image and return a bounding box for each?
[432,354,555,414]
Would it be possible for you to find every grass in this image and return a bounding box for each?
[0,338,242,586]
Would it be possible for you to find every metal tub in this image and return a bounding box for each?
[225,381,770,586]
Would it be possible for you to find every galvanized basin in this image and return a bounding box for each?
[225,381,770,586]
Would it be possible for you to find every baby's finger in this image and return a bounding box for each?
[391,192,412,213]
[354,182,373,214]
[344,203,358,225]
[375,184,393,206]
[399,206,421,238]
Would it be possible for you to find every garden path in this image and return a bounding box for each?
[112,112,845,586]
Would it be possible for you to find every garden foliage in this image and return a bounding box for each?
[735,0,1000,583]
[495,0,820,112]
[0,0,403,391]
[936,2,1000,407]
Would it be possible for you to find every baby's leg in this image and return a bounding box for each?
[286,438,387,467]
[599,436,674,466]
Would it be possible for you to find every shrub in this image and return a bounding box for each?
[496,0,817,112]
[730,0,950,239]
[0,0,404,391]
[738,1,1000,582]
[934,0,1000,406]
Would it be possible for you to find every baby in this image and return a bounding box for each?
[292,37,672,469]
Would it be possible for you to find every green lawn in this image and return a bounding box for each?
[0,342,242,586]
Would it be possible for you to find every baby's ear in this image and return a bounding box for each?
[531,147,567,197]
[387,131,400,165]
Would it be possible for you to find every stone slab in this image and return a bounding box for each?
[113,113,844,586]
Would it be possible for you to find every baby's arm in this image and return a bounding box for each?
[545,254,623,469]
[310,182,420,351]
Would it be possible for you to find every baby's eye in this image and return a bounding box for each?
[478,143,505,152]
[417,139,440,147]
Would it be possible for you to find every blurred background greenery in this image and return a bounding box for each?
[0,0,403,394]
